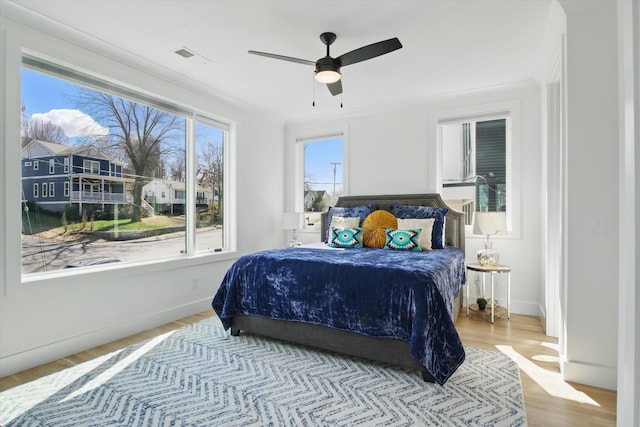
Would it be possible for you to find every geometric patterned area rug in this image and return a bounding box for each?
[0,317,527,426]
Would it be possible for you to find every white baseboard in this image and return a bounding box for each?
[0,299,212,378]
[563,359,617,391]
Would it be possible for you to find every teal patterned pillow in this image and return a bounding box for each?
[329,227,364,248]
[384,228,422,251]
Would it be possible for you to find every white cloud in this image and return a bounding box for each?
[31,109,109,138]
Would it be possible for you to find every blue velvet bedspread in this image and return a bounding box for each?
[211,245,466,385]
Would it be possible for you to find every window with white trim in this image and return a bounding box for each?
[194,116,227,253]
[83,160,100,175]
[439,112,511,231]
[297,134,343,229]
[20,55,232,275]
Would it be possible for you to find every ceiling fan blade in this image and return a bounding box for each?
[248,50,315,66]
[337,38,402,67]
[327,80,343,96]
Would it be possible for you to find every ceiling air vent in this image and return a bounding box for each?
[173,46,211,64]
[174,47,196,58]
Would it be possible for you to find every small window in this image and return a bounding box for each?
[63,157,69,173]
[41,182,48,197]
[49,159,55,174]
[49,182,55,198]
[83,182,100,193]
[297,135,344,229]
[33,161,39,170]
[64,181,69,197]
[440,114,510,229]
[24,161,32,167]
[83,160,100,175]
[33,183,39,198]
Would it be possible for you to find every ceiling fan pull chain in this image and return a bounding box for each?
[312,73,316,107]
[340,93,343,108]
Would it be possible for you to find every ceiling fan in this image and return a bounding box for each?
[248,32,402,96]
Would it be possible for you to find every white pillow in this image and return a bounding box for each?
[329,216,360,233]
[397,218,436,250]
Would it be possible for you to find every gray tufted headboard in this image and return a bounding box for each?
[320,193,465,255]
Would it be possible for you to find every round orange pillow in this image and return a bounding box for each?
[362,210,398,248]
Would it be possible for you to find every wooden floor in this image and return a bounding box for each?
[458,309,617,427]
[0,309,617,426]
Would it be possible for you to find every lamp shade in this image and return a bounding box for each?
[282,212,305,230]
[473,211,507,237]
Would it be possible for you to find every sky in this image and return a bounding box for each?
[21,68,108,140]
[304,137,343,196]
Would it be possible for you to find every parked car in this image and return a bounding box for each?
[64,257,122,268]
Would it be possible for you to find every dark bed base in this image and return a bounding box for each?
[229,194,465,383]
[231,294,462,383]
[231,317,434,382]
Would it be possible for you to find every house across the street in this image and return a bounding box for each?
[20,139,133,215]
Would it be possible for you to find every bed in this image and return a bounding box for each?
[212,194,466,385]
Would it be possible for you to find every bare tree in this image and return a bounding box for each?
[170,156,185,181]
[75,91,182,223]
[21,107,67,146]
[304,174,314,192]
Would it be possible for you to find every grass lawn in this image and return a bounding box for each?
[24,211,185,234]
[90,216,185,232]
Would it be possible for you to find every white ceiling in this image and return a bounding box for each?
[8,0,555,121]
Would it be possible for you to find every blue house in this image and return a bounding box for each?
[21,140,133,215]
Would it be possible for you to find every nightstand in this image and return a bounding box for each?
[466,263,511,323]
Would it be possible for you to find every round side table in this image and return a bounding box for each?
[466,263,511,324]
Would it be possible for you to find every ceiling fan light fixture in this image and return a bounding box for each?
[249,32,401,98]
[315,69,341,84]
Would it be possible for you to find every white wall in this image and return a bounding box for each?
[0,9,285,376]
[286,82,543,318]
[616,0,640,423]
[559,0,620,391]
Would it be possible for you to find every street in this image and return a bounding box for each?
[21,228,222,274]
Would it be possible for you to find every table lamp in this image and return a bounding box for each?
[473,211,507,266]
[282,212,305,247]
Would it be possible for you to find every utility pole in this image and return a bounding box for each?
[330,162,341,199]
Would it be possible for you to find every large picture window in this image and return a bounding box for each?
[20,56,230,275]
